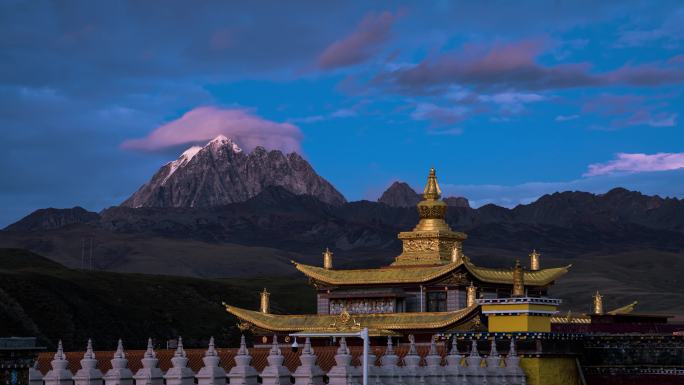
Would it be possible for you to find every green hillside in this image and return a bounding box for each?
[0,248,315,351]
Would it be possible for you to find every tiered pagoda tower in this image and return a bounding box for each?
[224,168,571,341]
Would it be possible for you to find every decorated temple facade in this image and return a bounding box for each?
[224,168,571,339]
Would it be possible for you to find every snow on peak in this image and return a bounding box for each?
[181,145,202,160]
[161,136,242,185]
[207,134,242,153]
[162,145,202,185]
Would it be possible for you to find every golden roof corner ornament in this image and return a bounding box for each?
[260,288,270,314]
[323,247,333,270]
[593,290,604,315]
[466,281,477,307]
[529,249,540,271]
[512,259,525,297]
[451,243,464,264]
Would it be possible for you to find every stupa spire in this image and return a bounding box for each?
[270,335,281,356]
[302,337,313,355]
[423,167,442,200]
[114,339,125,359]
[386,336,394,355]
[206,337,217,357]
[145,338,156,359]
[237,335,248,355]
[175,337,187,358]
[84,339,95,360]
[337,337,349,355]
[393,167,466,265]
[54,340,65,360]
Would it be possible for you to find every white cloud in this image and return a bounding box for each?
[584,152,684,176]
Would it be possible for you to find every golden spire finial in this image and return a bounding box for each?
[512,259,525,297]
[323,247,333,269]
[593,290,603,315]
[260,288,270,314]
[529,249,540,271]
[423,167,441,200]
[451,243,463,263]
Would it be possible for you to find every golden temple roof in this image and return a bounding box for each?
[462,258,571,286]
[293,258,571,287]
[607,301,638,315]
[550,301,639,324]
[292,260,462,285]
[224,304,480,335]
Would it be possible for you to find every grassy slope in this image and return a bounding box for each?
[0,228,310,278]
[0,249,315,351]
[544,250,684,314]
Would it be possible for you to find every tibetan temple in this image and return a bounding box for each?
[22,168,684,385]
[225,168,574,340]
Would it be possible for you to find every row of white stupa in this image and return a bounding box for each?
[30,335,527,385]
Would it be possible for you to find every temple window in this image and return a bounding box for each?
[426,291,447,312]
[329,298,395,314]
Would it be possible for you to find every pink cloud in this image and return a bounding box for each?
[584,153,684,176]
[121,106,302,153]
[317,11,397,70]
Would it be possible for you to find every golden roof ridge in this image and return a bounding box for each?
[224,303,480,332]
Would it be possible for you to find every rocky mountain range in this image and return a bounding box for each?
[121,135,346,208]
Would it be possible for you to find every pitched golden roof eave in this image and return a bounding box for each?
[292,260,462,285]
[224,304,480,332]
[462,259,571,286]
[607,301,638,315]
[292,259,571,287]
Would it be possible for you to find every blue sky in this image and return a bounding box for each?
[1,1,683,226]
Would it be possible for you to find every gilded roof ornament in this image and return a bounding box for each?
[529,249,540,271]
[593,290,604,315]
[323,248,333,270]
[512,259,525,297]
[423,167,441,200]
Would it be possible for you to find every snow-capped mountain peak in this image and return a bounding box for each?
[163,145,202,185]
[207,134,242,153]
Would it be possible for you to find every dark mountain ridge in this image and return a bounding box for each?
[4,186,684,262]
[4,206,99,232]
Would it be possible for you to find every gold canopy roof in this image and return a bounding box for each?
[551,301,639,324]
[224,303,480,336]
[293,258,570,287]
